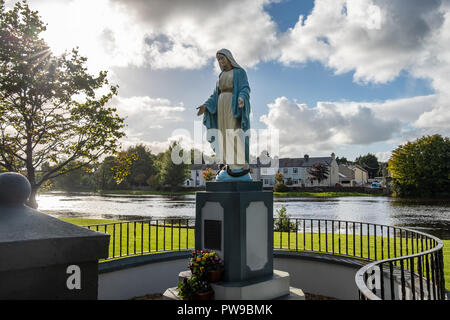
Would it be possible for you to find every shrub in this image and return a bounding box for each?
[273,182,289,192]
[274,205,297,232]
[177,275,211,300]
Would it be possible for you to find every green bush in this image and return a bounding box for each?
[388,134,450,198]
[274,205,297,232]
[273,183,289,192]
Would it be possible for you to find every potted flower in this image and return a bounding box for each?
[193,277,214,300]
[177,277,195,300]
[188,250,224,282]
[177,275,214,300]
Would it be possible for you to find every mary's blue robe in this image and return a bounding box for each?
[202,67,251,164]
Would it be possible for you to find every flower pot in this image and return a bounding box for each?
[194,290,214,300]
[207,268,224,283]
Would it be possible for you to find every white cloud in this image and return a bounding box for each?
[7,0,450,153]
[113,95,186,148]
[259,96,401,156]
[276,0,450,134]
[375,151,391,162]
[19,0,279,72]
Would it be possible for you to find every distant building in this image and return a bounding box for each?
[186,153,340,188]
[338,164,369,186]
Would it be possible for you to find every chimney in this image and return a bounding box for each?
[304,154,309,160]
[331,152,335,160]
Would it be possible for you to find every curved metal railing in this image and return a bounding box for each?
[273,217,446,300]
[354,228,445,300]
[83,217,446,300]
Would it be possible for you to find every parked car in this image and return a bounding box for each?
[371,181,381,188]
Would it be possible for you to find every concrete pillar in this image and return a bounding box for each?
[0,172,110,299]
[195,181,273,283]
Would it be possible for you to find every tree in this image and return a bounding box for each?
[273,172,289,192]
[274,172,284,184]
[160,142,189,190]
[307,162,329,183]
[388,134,450,197]
[0,1,125,207]
[93,155,132,191]
[336,156,349,165]
[49,162,95,191]
[274,205,296,232]
[124,144,157,187]
[355,153,379,179]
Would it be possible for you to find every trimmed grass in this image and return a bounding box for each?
[273,192,383,198]
[61,217,449,290]
[45,189,381,198]
[97,189,195,196]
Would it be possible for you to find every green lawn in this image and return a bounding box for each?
[97,189,195,196]
[61,217,449,290]
[45,189,381,198]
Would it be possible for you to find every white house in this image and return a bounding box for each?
[186,153,340,188]
[264,153,340,188]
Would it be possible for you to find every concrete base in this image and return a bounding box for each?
[167,269,302,300]
[275,287,305,300]
[211,270,290,300]
[162,286,305,301]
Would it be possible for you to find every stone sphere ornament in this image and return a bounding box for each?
[0,172,31,206]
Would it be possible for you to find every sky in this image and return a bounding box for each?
[5,0,450,162]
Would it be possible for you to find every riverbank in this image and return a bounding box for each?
[42,189,382,198]
[273,191,383,198]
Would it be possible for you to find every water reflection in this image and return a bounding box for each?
[38,192,450,239]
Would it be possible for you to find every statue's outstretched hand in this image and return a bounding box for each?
[238,97,244,108]
[197,105,206,116]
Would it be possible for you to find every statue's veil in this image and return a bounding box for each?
[216,49,242,70]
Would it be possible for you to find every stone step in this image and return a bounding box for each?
[274,287,305,300]
[211,270,290,300]
[178,270,192,283]
[162,286,305,300]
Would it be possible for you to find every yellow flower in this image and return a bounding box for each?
[196,257,201,262]
[204,253,209,258]
[193,263,198,267]
[200,267,205,272]
[202,257,206,261]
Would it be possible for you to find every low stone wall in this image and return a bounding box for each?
[98,251,367,300]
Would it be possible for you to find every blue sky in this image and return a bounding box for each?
[8,0,450,162]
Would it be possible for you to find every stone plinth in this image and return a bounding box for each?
[195,181,273,282]
[0,172,110,299]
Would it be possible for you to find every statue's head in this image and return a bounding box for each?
[216,49,242,71]
[216,53,232,71]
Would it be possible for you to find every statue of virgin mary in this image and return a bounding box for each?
[197,49,251,181]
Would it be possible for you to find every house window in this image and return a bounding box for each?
[196,171,199,177]
[264,179,269,185]
[293,179,298,184]
[283,168,288,174]
[293,168,298,174]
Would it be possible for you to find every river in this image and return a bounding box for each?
[38,192,450,239]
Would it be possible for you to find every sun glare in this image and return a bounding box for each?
[34,0,144,74]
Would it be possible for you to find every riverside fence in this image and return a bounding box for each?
[82,217,446,300]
